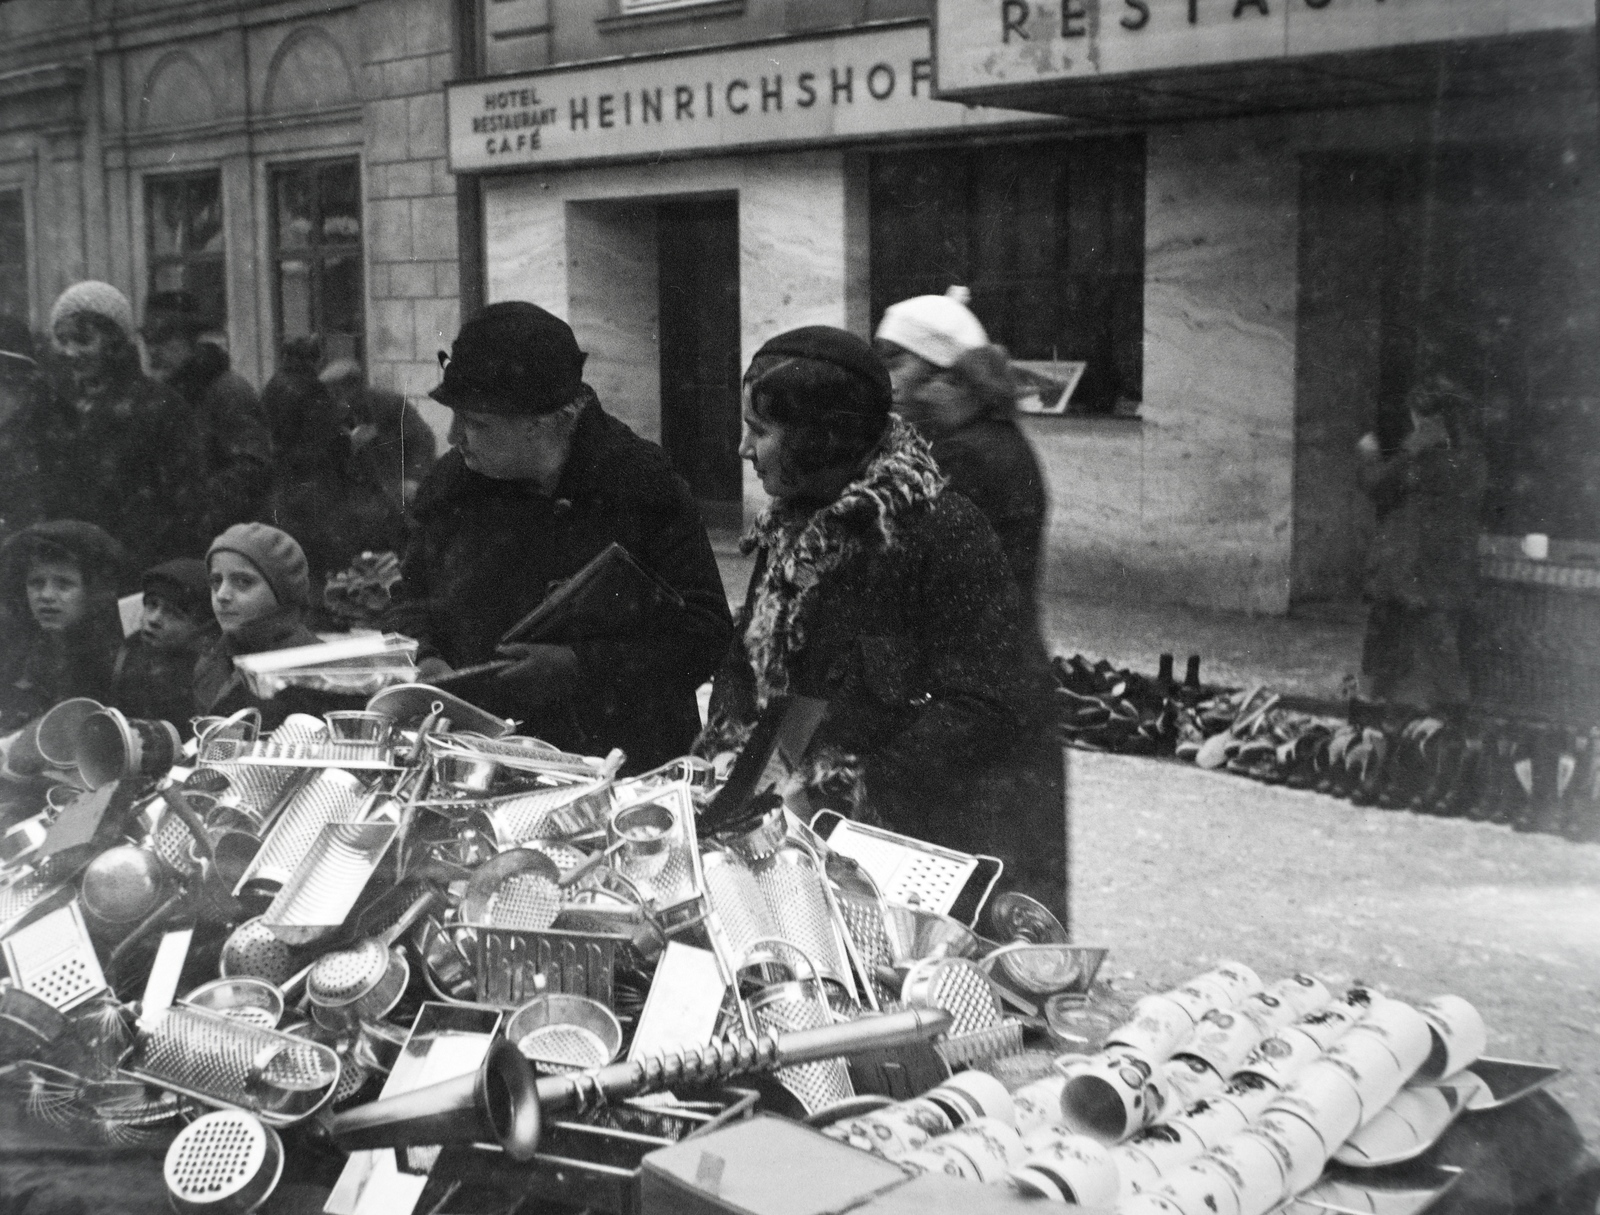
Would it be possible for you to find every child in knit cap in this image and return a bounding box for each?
[110,558,217,731]
[192,523,354,728]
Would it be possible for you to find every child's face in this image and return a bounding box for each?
[26,558,87,633]
[209,551,279,636]
[141,592,207,652]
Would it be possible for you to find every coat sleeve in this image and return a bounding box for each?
[864,499,1038,793]
[569,472,735,714]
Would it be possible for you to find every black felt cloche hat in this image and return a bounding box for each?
[430,302,588,416]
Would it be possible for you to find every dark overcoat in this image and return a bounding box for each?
[384,398,733,773]
[708,422,1066,914]
[167,343,273,535]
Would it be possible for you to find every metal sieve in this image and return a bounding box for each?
[460,848,562,931]
[701,849,779,966]
[218,918,297,986]
[181,978,285,1031]
[505,993,622,1072]
[163,1108,283,1215]
[304,889,435,1031]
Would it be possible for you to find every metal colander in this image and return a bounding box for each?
[218,919,296,986]
[260,822,396,943]
[164,1108,283,1215]
[2,901,107,1011]
[702,850,779,965]
[128,1005,340,1125]
[748,982,854,1115]
[516,1024,609,1070]
[901,958,1002,1038]
[308,939,389,1005]
[461,849,562,932]
[232,769,366,895]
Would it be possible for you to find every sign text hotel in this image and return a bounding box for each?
[933,0,1594,94]
[446,23,1047,172]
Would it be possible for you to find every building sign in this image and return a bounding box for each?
[447,21,1049,172]
[933,0,1594,96]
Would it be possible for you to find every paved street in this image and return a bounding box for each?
[1070,748,1600,1142]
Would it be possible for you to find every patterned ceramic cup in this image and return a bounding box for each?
[1417,995,1488,1081]
[1011,1127,1120,1207]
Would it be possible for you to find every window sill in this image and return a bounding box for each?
[597,0,745,33]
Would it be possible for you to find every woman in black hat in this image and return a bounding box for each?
[703,327,1067,917]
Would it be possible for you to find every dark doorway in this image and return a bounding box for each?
[658,197,742,530]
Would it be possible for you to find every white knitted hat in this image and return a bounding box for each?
[49,281,136,343]
[875,286,988,369]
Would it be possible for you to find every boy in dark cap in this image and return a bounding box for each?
[141,292,274,534]
[383,301,733,772]
[109,557,217,729]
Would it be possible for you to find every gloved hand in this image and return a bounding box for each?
[494,643,580,707]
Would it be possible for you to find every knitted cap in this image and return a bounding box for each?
[142,557,212,620]
[207,523,310,609]
[749,326,892,415]
[430,301,588,416]
[49,281,137,343]
[875,286,988,370]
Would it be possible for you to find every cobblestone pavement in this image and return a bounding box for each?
[1069,748,1600,1143]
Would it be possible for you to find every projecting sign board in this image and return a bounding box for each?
[446,20,1052,172]
[933,0,1594,96]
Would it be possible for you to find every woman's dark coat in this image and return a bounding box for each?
[383,395,733,773]
[167,342,273,535]
[706,419,1066,914]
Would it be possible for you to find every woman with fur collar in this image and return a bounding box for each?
[702,326,1067,917]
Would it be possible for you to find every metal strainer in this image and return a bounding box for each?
[900,957,1002,1038]
[164,1108,283,1215]
[460,848,562,931]
[218,919,296,986]
[504,993,622,1072]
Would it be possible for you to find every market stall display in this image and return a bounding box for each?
[0,683,1575,1215]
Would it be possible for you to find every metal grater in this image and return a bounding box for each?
[471,926,623,1008]
[701,851,778,966]
[163,1108,283,1212]
[613,784,703,923]
[260,822,396,943]
[127,1004,340,1126]
[516,1024,610,1072]
[235,739,398,769]
[481,779,612,846]
[817,819,978,915]
[752,848,850,992]
[232,769,366,895]
[903,958,1002,1037]
[748,986,854,1115]
[0,869,68,938]
[2,902,107,1011]
[196,762,294,821]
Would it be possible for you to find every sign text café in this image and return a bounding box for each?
[445,22,1047,173]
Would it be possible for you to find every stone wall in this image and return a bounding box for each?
[360,0,460,438]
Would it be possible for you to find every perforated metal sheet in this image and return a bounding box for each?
[128,1005,340,1125]
[612,784,701,915]
[701,852,778,966]
[164,1109,281,1209]
[0,870,67,938]
[753,849,849,990]
[483,872,561,931]
[196,762,295,819]
[149,809,201,874]
[2,902,107,1011]
[482,780,611,845]
[750,991,853,1115]
[307,939,389,1004]
[261,822,396,936]
[516,1023,610,1071]
[219,919,296,985]
[834,888,892,1000]
[234,769,366,893]
[905,959,1002,1037]
[821,820,979,915]
[934,1020,1025,1069]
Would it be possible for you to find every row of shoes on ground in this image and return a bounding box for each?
[1053,653,1600,841]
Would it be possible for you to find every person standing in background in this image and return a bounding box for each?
[33,282,207,577]
[141,291,273,535]
[262,337,404,614]
[875,287,1049,630]
[1358,374,1488,712]
[320,357,438,509]
[0,316,49,536]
